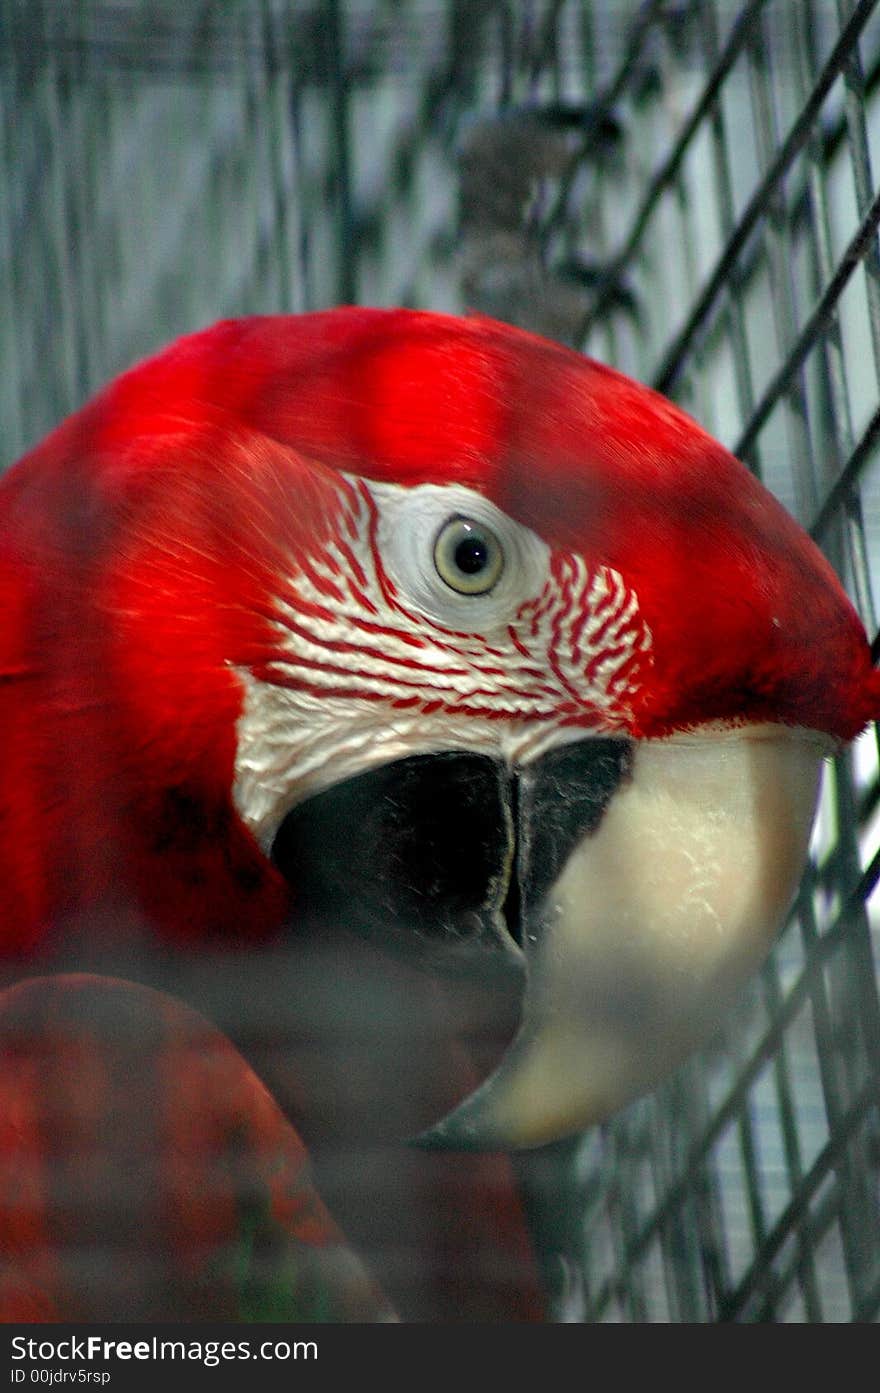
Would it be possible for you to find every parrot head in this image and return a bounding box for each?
[2,308,876,1149]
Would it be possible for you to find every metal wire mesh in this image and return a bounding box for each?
[566,0,880,1324]
[2,0,879,1322]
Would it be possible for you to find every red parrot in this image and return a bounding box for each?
[0,309,876,1320]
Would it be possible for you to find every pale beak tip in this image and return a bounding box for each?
[408,1084,508,1152]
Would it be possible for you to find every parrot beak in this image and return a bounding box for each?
[272,728,826,1151]
[417,727,826,1149]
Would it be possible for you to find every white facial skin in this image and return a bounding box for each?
[232,477,830,1147]
[233,477,653,851]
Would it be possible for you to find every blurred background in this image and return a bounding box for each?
[2,0,880,1321]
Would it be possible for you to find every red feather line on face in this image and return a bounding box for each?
[0,308,875,958]
[256,472,650,732]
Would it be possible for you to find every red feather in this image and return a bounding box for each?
[0,309,874,1320]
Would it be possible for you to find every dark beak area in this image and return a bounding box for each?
[271,740,632,977]
[511,738,634,927]
[271,750,523,980]
[270,738,633,1139]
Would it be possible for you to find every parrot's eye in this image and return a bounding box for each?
[370,479,549,627]
[433,517,505,595]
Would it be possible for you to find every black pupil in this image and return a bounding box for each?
[454,533,489,575]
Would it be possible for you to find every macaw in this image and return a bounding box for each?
[0,308,876,1321]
